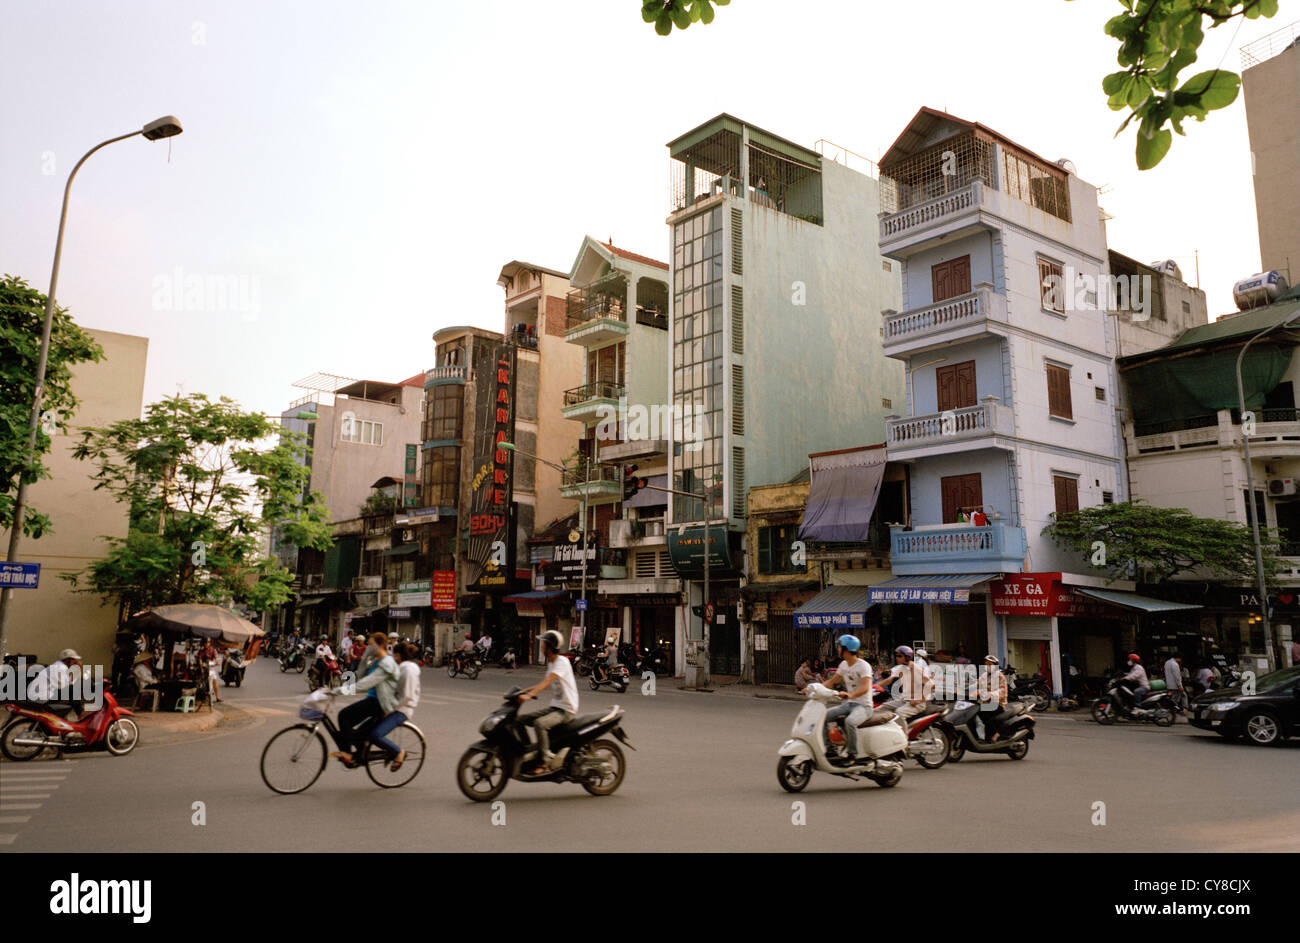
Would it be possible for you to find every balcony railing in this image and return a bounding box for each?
[883,286,1007,351]
[880,181,984,243]
[426,365,466,382]
[1128,409,1300,456]
[889,523,1027,576]
[566,287,626,330]
[561,462,621,488]
[353,575,383,590]
[564,381,624,407]
[887,400,1014,451]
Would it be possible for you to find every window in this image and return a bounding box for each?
[1181,300,1191,314]
[342,418,383,445]
[1102,491,1114,504]
[422,446,459,507]
[931,255,971,303]
[1003,150,1072,222]
[1046,363,1073,420]
[758,524,803,574]
[1053,475,1080,516]
[882,260,892,272]
[426,385,462,441]
[1095,386,1106,402]
[1038,257,1065,314]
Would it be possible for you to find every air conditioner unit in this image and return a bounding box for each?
[402,529,414,541]
[1268,478,1297,497]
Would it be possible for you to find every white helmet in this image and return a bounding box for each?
[540,630,563,652]
[915,648,928,659]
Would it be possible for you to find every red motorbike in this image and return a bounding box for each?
[870,682,951,769]
[0,688,139,760]
[308,652,343,691]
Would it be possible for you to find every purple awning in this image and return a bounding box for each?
[798,446,886,543]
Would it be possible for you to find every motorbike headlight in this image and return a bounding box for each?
[1210,701,1239,712]
[479,714,502,735]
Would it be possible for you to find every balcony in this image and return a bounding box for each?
[889,523,1027,576]
[599,438,668,463]
[878,180,996,259]
[353,575,382,591]
[886,398,1015,461]
[425,365,466,385]
[1127,409,1300,458]
[562,381,624,425]
[559,462,622,505]
[882,285,1008,358]
[564,285,629,346]
[609,518,668,548]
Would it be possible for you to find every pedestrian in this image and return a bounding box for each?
[200,639,223,703]
[794,657,821,693]
[339,630,354,664]
[1162,654,1186,712]
[1061,651,1079,698]
[1194,662,1214,696]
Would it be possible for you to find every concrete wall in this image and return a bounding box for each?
[524,273,583,531]
[2,329,148,668]
[739,160,906,493]
[1243,42,1300,279]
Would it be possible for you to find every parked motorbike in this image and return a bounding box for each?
[1,685,139,760]
[447,651,482,680]
[420,647,438,667]
[455,686,634,801]
[641,645,670,676]
[618,643,641,672]
[1091,678,1175,726]
[279,644,309,673]
[308,652,342,691]
[590,660,630,693]
[777,683,906,791]
[222,648,247,687]
[941,699,1036,761]
[1003,666,1052,712]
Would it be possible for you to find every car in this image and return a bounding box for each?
[1188,666,1300,746]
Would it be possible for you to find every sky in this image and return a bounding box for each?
[1,0,1290,419]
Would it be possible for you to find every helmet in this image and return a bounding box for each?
[895,645,914,658]
[541,630,563,652]
[837,634,861,653]
[915,648,928,658]
[1127,653,1141,663]
[465,633,472,639]
[984,654,1000,666]
[58,648,82,662]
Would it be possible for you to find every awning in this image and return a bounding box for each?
[793,585,874,629]
[867,574,996,605]
[1074,588,1203,613]
[798,446,886,542]
[296,597,327,607]
[382,545,419,557]
[504,589,567,617]
[625,474,668,509]
[349,605,385,617]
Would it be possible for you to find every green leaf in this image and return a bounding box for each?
[1136,127,1172,169]
[1179,69,1239,111]
[700,2,714,24]
[655,12,673,34]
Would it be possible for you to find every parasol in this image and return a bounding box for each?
[129,604,266,644]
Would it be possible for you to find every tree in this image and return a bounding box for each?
[1083,0,1281,168]
[63,393,334,618]
[0,274,104,539]
[1042,500,1283,584]
[642,1,1282,169]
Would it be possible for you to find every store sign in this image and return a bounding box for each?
[478,561,508,587]
[397,579,432,607]
[549,540,599,580]
[388,608,412,619]
[990,574,1114,618]
[666,526,733,578]
[409,506,439,521]
[868,585,970,605]
[432,570,456,610]
[794,610,866,629]
[470,352,514,537]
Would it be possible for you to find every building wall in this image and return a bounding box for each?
[2,329,148,667]
[1243,42,1300,279]
[530,273,583,529]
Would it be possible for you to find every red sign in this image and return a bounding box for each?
[432,570,457,611]
[991,573,1115,618]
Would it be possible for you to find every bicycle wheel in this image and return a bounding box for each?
[260,724,327,794]
[365,723,427,788]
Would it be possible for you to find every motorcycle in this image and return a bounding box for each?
[872,684,950,769]
[777,683,906,791]
[279,644,308,673]
[941,699,1036,760]
[1,685,139,760]
[618,643,641,672]
[308,652,342,691]
[455,686,634,801]
[447,651,482,680]
[1003,666,1052,712]
[590,660,630,693]
[1091,678,1175,726]
[222,648,247,687]
[641,645,670,677]
[420,647,438,668]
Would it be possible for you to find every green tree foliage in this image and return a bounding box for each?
[641,0,729,35]
[1074,0,1278,168]
[0,275,104,538]
[1043,500,1282,584]
[63,393,334,614]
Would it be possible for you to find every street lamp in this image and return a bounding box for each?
[0,116,184,659]
[1235,309,1300,674]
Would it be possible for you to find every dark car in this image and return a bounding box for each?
[1189,666,1300,746]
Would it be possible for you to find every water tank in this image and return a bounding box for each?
[1149,259,1183,281]
[1233,271,1291,310]
[1056,158,1077,175]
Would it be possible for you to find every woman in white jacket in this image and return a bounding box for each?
[373,642,421,771]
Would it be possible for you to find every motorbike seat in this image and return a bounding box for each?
[858,711,896,727]
[553,712,609,736]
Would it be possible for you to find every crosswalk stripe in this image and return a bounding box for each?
[0,834,16,844]
[0,817,32,825]
[0,793,51,799]
[0,803,42,811]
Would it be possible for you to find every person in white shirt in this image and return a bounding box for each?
[1118,654,1149,708]
[368,642,421,772]
[339,632,354,661]
[315,638,333,659]
[913,647,930,671]
[519,630,579,772]
[1163,654,1187,711]
[823,635,874,758]
[475,634,492,656]
[882,645,934,720]
[28,649,85,719]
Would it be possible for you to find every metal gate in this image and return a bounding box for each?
[765,610,800,686]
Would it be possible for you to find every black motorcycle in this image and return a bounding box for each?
[590,660,630,693]
[641,645,670,676]
[279,644,308,674]
[1092,677,1175,726]
[455,687,634,801]
[1003,666,1052,712]
[447,651,482,680]
[941,699,1036,760]
[618,643,642,672]
[222,649,247,686]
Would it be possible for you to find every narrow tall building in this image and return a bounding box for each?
[1242,21,1300,281]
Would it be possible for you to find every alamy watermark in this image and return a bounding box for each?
[0,661,105,710]
[1042,265,1151,321]
[595,395,703,452]
[151,266,260,321]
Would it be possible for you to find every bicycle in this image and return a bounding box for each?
[259,691,427,794]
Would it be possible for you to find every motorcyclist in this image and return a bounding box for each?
[823,634,874,760]
[1116,653,1149,710]
[974,654,1010,741]
[27,649,85,719]
[881,645,933,720]
[310,637,335,687]
[518,630,578,773]
[453,633,475,672]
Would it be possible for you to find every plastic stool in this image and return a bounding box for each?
[174,694,196,713]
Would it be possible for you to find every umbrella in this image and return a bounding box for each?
[129,604,266,644]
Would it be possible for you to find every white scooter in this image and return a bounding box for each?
[777,683,907,791]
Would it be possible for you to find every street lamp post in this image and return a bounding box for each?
[0,116,183,659]
[1235,310,1300,674]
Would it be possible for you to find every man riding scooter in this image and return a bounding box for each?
[517,630,579,774]
[823,635,874,761]
[880,645,934,720]
[1115,653,1149,711]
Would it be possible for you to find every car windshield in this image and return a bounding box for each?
[1254,666,1300,691]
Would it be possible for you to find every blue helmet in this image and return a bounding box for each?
[837,634,861,653]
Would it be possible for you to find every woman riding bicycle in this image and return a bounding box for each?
[329,632,398,768]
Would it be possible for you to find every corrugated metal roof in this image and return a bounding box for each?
[1119,293,1300,365]
[1074,588,1202,612]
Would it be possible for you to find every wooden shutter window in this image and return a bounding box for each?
[1046,363,1073,420]
[931,255,972,303]
[1038,257,1065,313]
[1053,476,1079,516]
[936,361,978,412]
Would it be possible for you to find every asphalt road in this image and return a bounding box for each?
[2,657,1296,852]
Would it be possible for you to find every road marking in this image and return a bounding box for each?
[0,804,40,811]
[0,834,15,844]
[0,793,51,799]
[0,816,32,825]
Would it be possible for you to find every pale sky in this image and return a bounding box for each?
[2,1,1288,418]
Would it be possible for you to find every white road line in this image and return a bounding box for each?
[0,816,32,825]
[0,804,42,811]
[0,834,16,844]
[0,793,51,799]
